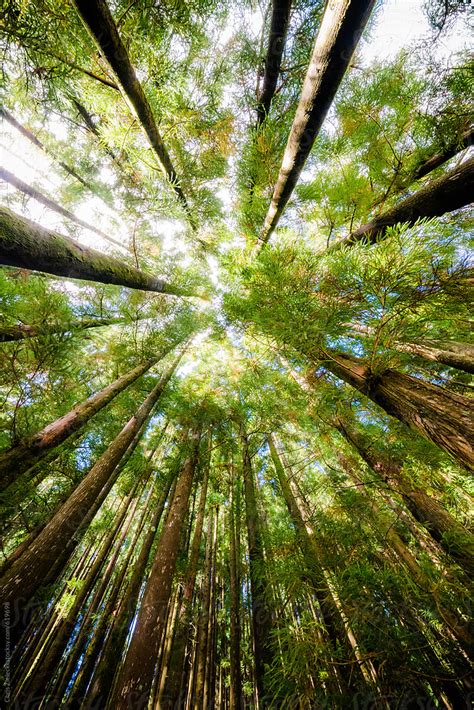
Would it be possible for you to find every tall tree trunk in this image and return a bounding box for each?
[410,126,474,182]
[112,428,201,709]
[204,521,218,709]
[388,338,474,375]
[316,349,474,470]
[347,323,474,375]
[66,474,154,704]
[256,1,292,127]
[0,355,166,491]
[71,0,192,222]
[15,469,147,705]
[164,462,210,708]
[0,353,181,654]
[260,0,375,244]
[268,434,367,695]
[0,206,194,296]
[334,156,474,249]
[334,417,474,576]
[241,429,276,704]
[228,469,243,710]
[87,469,175,706]
[0,167,124,249]
[0,107,98,193]
[0,316,123,343]
[193,508,216,709]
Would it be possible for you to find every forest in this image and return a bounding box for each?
[0,0,472,708]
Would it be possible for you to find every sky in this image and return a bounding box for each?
[0,0,471,257]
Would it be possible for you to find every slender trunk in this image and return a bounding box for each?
[87,470,175,706]
[0,356,163,491]
[0,354,181,653]
[193,508,216,709]
[410,126,474,182]
[241,429,276,704]
[112,428,201,709]
[71,0,192,222]
[0,316,124,343]
[334,417,474,575]
[268,435,365,695]
[0,206,194,296]
[0,167,124,249]
[15,471,146,705]
[52,473,151,702]
[256,1,292,127]
[335,156,474,249]
[155,584,181,708]
[0,107,98,193]
[228,470,243,710]
[347,323,474,375]
[7,538,95,694]
[164,462,210,708]
[390,339,474,375]
[318,349,474,470]
[260,0,375,243]
[205,529,218,710]
[66,477,153,704]
[369,125,474,209]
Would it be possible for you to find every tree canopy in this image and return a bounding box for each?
[0,1,472,708]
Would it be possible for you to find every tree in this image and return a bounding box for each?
[256,1,292,128]
[314,349,474,470]
[260,0,376,244]
[0,167,124,249]
[240,427,277,704]
[0,355,170,491]
[0,207,193,295]
[111,427,201,708]
[71,0,192,222]
[0,352,182,653]
[0,2,472,707]
[334,156,474,249]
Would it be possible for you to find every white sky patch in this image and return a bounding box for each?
[360,0,471,63]
[1,120,131,254]
[207,255,222,290]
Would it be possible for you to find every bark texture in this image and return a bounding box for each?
[112,429,200,709]
[72,0,192,222]
[392,339,474,375]
[319,349,474,470]
[260,0,375,243]
[87,471,175,706]
[0,206,191,295]
[15,474,145,704]
[348,323,474,375]
[164,462,209,708]
[0,316,120,343]
[228,472,243,710]
[410,126,474,182]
